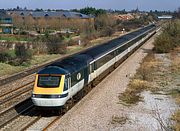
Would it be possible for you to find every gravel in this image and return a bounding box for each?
[44,34,167,131]
[27,116,57,130]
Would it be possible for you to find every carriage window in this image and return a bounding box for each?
[96,51,114,69]
[37,76,61,88]
[63,78,68,91]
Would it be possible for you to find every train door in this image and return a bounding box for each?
[84,67,88,85]
[89,62,96,82]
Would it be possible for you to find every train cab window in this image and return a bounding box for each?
[37,76,61,88]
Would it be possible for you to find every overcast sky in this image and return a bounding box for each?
[0,0,179,11]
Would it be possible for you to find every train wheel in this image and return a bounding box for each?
[64,98,74,111]
[58,108,64,115]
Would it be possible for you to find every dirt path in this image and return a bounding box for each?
[47,33,178,131]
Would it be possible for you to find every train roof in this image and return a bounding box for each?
[38,66,69,75]
[49,54,93,74]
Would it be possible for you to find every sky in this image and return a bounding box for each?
[0,0,179,11]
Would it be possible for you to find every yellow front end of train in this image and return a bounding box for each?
[31,74,69,107]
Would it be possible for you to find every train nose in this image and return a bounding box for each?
[31,94,68,107]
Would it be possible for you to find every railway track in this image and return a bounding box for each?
[0,81,35,130]
[0,81,34,115]
[0,81,34,105]
[20,115,42,131]
[43,116,62,131]
[0,99,34,128]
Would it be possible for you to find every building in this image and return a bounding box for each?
[158,15,173,19]
[8,11,92,19]
[7,10,94,33]
[114,13,135,21]
[0,10,13,34]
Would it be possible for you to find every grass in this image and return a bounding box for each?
[170,50,180,130]
[118,79,150,106]
[111,115,128,125]
[0,54,60,77]
[66,46,83,54]
[0,63,24,77]
[172,103,180,130]
[30,54,60,65]
[0,35,32,42]
[165,86,180,129]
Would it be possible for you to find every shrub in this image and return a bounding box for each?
[100,26,114,37]
[81,38,91,47]
[14,44,32,65]
[67,39,77,46]
[46,36,67,54]
[94,14,115,31]
[153,33,173,53]
[153,20,180,53]
[0,50,16,63]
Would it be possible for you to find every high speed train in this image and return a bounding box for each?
[31,24,156,108]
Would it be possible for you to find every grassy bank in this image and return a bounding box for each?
[0,31,124,77]
[0,54,60,77]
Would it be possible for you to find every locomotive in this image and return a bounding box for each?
[31,24,156,108]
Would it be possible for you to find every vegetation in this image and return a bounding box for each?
[14,44,32,65]
[153,20,180,53]
[0,50,15,63]
[0,35,32,42]
[0,44,32,66]
[45,35,67,54]
[111,115,128,125]
[72,7,106,16]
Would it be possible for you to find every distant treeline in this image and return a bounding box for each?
[71,7,107,16]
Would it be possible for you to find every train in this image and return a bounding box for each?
[31,24,156,108]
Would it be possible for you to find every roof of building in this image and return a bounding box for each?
[114,13,134,21]
[158,15,173,19]
[8,11,92,19]
[0,10,12,19]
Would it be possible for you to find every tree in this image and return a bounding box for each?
[79,7,106,16]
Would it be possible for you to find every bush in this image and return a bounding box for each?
[153,32,173,53]
[94,14,115,31]
[0,51,14,63]
[153,20,180,53]
[46,36,67,54]
[81,38,91,47]
[14,44,32,65]
[67,39,77,46]
[100,26,114,37]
